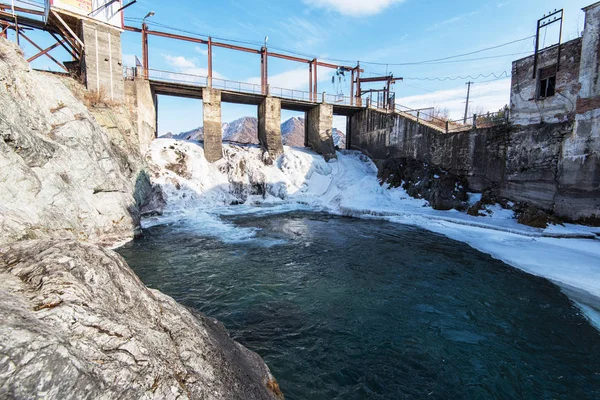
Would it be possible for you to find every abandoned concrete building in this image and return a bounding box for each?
[510,2,600,126]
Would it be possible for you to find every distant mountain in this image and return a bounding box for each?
[223,117,258,144]
[160,116,346,148]
[166,127,203,141]
[281,117,305,147]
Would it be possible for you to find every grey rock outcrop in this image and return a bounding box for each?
[377,158,469,211]
[0,38,146,246]
[0,240,282,400]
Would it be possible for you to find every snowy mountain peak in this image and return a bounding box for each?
[160,116,345,148]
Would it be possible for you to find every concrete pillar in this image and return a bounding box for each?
[80,19,124,100]
[124,79,156,154]
[258,96,283,161]
[202,87,223,163]
[306,103,336,161]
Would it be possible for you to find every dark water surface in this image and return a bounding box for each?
[117,212,600,399]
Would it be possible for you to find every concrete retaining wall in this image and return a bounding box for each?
[349,108,598,222]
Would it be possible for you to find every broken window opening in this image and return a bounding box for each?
[538,65,557,99]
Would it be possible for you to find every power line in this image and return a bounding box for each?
[123,16,535,69]
[403,71,511,81]
[406,51,533,65]
[326,36,535,66]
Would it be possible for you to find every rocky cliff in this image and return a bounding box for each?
[0,37,282,399]
[0,39,146,246]
[0,240,281,400]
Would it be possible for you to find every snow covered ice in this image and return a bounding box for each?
[146,139,600,329]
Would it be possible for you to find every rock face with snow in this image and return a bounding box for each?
[332,128,346,149]
[377,158,469,211]
[0,240,282,400]
[223,117,259,143]
[281,117,305,147]
[0,38,147,246]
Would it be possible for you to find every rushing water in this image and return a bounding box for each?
[117,211,600,399]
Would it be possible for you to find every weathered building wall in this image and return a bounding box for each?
[350,108,597,222]
[80,19,123,100]
[510,38,582,126]
[558,1,600,222]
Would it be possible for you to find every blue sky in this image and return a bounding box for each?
[7,0,592,134]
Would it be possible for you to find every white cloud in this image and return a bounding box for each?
[161,54,226,83]
[279,16,325,48]
[426,11,480,32]
[195,46,208,56]
[396,79,511,120]
[163,54,197,69]
[247,66,332,91]
[302,0,405,16]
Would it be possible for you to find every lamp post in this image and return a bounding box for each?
[141,11,154,80]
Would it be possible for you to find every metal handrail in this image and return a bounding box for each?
[128,66,509,133]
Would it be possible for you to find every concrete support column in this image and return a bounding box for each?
[258,96,283,162]
[80,19,124,100]
[202,87,223,163]
[124,79,156,154]
[306,103,336,161]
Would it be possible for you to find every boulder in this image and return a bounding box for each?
[0,240,282,400]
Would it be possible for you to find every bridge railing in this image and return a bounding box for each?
[325,93,360,107]
[146,68,209,86]
[394,104,450,131]
[270,86,313,103]
[211,77,263,95]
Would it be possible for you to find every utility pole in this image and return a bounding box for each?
[464,81,473,124]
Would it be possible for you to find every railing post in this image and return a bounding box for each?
[416,111,420,123]
[473,114,477,129]
[267,84,271,96]
[142,22,149,80]
[322,91,326,103]
[445,121,449,133]
[207,36,213,87]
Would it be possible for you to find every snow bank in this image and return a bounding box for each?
[146,139,600,327]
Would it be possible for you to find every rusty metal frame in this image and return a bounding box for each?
[358,75,402,110]
[0,4,44,16]
[50,10,84,53]
[20,31,67,71]
[1,20,8,38]
[123,24,363,102]
[48,31,79,60]
[533,9,563,79]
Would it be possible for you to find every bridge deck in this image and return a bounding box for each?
[149,79,364,116]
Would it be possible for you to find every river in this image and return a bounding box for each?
[117,210,600,399]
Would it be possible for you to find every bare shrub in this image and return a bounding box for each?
[432,107,450,121]
[83,86,120,108]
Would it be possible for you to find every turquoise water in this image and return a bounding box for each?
[117,211,600,399]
